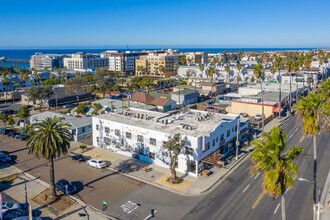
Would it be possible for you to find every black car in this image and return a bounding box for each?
[0,129,13,135]
[55,179,76,195]
[7,131,18,137]
[2,208,29,220]
[71,154,87,162]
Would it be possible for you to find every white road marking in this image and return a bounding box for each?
[254,173,260,179]
[289,134,293,139]
[274,203,280,214]
[243,185,250,193]
[120,201,140,214]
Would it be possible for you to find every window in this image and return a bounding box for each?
[137,134,144,142]
[115,129,120,136]
[185,147,193,156]
[96,137,99,143]
[105,127,110,133]
[232,127,234,132]
[149,152,155,159]
[150,138,156,146]
[82,127,85,133]
[212,139,215,146]
[187,160,196,172]
[204,142,210,152]
[126,132,132,139]
[227,130,230,137]
[96,124,99,130]
[216,137,219,142]
[221,134,224,141]
[235,126,237,132]
[104,137,111,145]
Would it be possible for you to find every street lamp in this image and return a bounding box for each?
[298,177,322,220]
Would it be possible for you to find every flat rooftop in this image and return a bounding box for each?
[94,109,239,137]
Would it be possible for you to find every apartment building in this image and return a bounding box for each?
[30,53,68,70]
[101,51,147,73]
[185,52,208,65]
[135,52,179,78]
[92,108,249,177]
[63,52,109,70]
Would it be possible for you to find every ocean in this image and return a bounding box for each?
[0,48,315,69]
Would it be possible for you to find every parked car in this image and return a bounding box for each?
[0,152,11,163]
[254,113,264,121]
[0,129,13,135]
[7,131,18,137]
[10,132,19,138]
[55,179,77,195]
[86,159,106,168]
[2,202,29,211]
[240,112,248,117]
[71,154,87,162]
[64,103,74,108]
[2,208,42,220]
[15,134,27,140]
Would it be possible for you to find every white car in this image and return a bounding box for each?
[86,159,106,168]
[255,113,264,121]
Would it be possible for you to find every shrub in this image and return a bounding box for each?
[79,145,87,152]
[166,176,183,184]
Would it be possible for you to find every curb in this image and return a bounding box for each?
[14,166,117,220]
[321,169,330,220]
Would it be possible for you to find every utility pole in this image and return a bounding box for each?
[235,117,240,160]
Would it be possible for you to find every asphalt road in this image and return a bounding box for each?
[0,135,200,220]
[182,115,330,220]
[1,114,328,220]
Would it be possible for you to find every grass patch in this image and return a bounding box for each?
[32,188,75,216]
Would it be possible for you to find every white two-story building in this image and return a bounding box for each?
[92,108,249,177]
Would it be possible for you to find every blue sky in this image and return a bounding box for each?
[0,0,329,49]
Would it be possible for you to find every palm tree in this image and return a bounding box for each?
[61,71,67,83]
[295,92,330,220]
[207,66,216,83]
[199,64,205,77]
[285,58,294,113]
[293,60,301,103]
[250,127,304,220]
[36,73,42,84]
[26,116,72,199]
[22,74,29,87]
[137,65,144,76]
[236,64,242,93]
[164,133,186,182]
[253,63,265,133]
[224,65,230,82]
[304,55,312,92]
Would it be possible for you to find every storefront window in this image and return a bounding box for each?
[126,132,132,139]
[105,127,110,133]
[115,129,120,136]
[187,160,196,173]
[137,135,144,142]
[150,138,156,146]
[104,137,111,145]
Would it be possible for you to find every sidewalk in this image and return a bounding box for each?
[71,116,286,197]
[321,170,330,220]
[0,165,112,220]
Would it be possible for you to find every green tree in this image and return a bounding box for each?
[76,104,87,115]
[207,66,216,83]
[174,63,180,76]
[137,65,144,74]
[93,103,102,111]
[179,57,186,65]
[50,73,56,80]
[64,77,87,104]
[295,93,330,219]
[61,71,67,83]
[27,86,54,109]
[8,116,15,127]
[26,116,72,198]
[199,64,205,74]
[250,127,304,220]
[179,80,187,85]
[164,134,186,181]
[158,65,165,74]
[94,68,116,98]
[17,105,30,123]
[253,63,265,133]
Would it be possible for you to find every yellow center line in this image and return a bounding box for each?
[299,135,305,143]
[251,190,266,209]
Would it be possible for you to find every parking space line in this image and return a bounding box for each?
[243,185,250,193]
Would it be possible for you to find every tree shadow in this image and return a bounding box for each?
[114,159,150,174]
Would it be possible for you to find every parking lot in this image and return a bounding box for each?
[0,135,144,213]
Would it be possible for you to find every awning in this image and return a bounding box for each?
[201,152,224,165]
[273,107,284,113]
